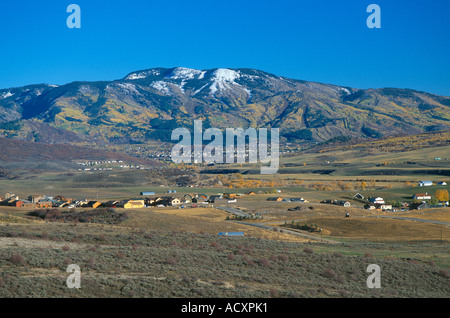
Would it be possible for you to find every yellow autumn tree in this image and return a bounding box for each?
[360,181,367,190]
[435,189,449,202]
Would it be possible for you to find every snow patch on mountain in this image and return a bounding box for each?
[127,73,147,80]
[167,67,205,80]
[150,81,171,95]
[193,83,209,96]
[126,69,161,80]
[1,91,14,99]
[117,83,140,94]
[210,69,242,95]
[339,87,351,95]
[105,83,141,96]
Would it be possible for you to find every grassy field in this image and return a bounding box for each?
[0,207,448,298]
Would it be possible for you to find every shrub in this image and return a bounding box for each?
[115,252,125,259]
[303,247,314,254]
[10,254,25,265]
[166,257,177,265]
[245,258,255,267]
[438,269,449,278]
[269,288,278,298]
[62,246,70,252]
[258,258,271,267]
[322,269,336,279]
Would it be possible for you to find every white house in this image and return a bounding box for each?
[368,197,385,204]
[419,181,433,187]
[438,181,447,186]
[413,193,432,200]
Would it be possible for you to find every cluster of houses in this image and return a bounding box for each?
[0,191,250,210]
[88,192,254,209]
[75,160,155,172]
[354,190,448,211]
[0,193,66,209]
[362,197,394,211]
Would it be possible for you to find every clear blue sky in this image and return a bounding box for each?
[1,0,449,96]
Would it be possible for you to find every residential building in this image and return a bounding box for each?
[337,200,351,207]
[267,197,283,202]
[117,199,145,209]
[412,193,432,200]
[368,197,385,204]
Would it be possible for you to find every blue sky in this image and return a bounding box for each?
[1,0,449,96]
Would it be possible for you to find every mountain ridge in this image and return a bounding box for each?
[0,67,449,147]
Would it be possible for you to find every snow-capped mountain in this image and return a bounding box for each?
[0,67,449,145]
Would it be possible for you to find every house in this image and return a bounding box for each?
[364,204,377,210]
[82,201,102,209]
[140,191,155,196]
[28,195,44,203]
[438,181,447,186]
[36,201,53,209]
[117,199,145,209]
[10,200,24,208]
[289,198,306,202]
[54,201,71,208]
[158,197,181,206]
[54,195,72,202]
[380,204,393,211]
[19,200,35,208]
[144,197,162,206]
[410,202,430,210]
[267,197,283,202]
[104,200,120,208]
[419,181,433,187]
[5,192,17,200]
[0,198,13,206]
[223,193,236,200]
[412,193,431,200]
[353,193,364,200]
[337,200,351,207]
[208,195,222,203]
[183,194,193,203]
[368,197,385,204]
